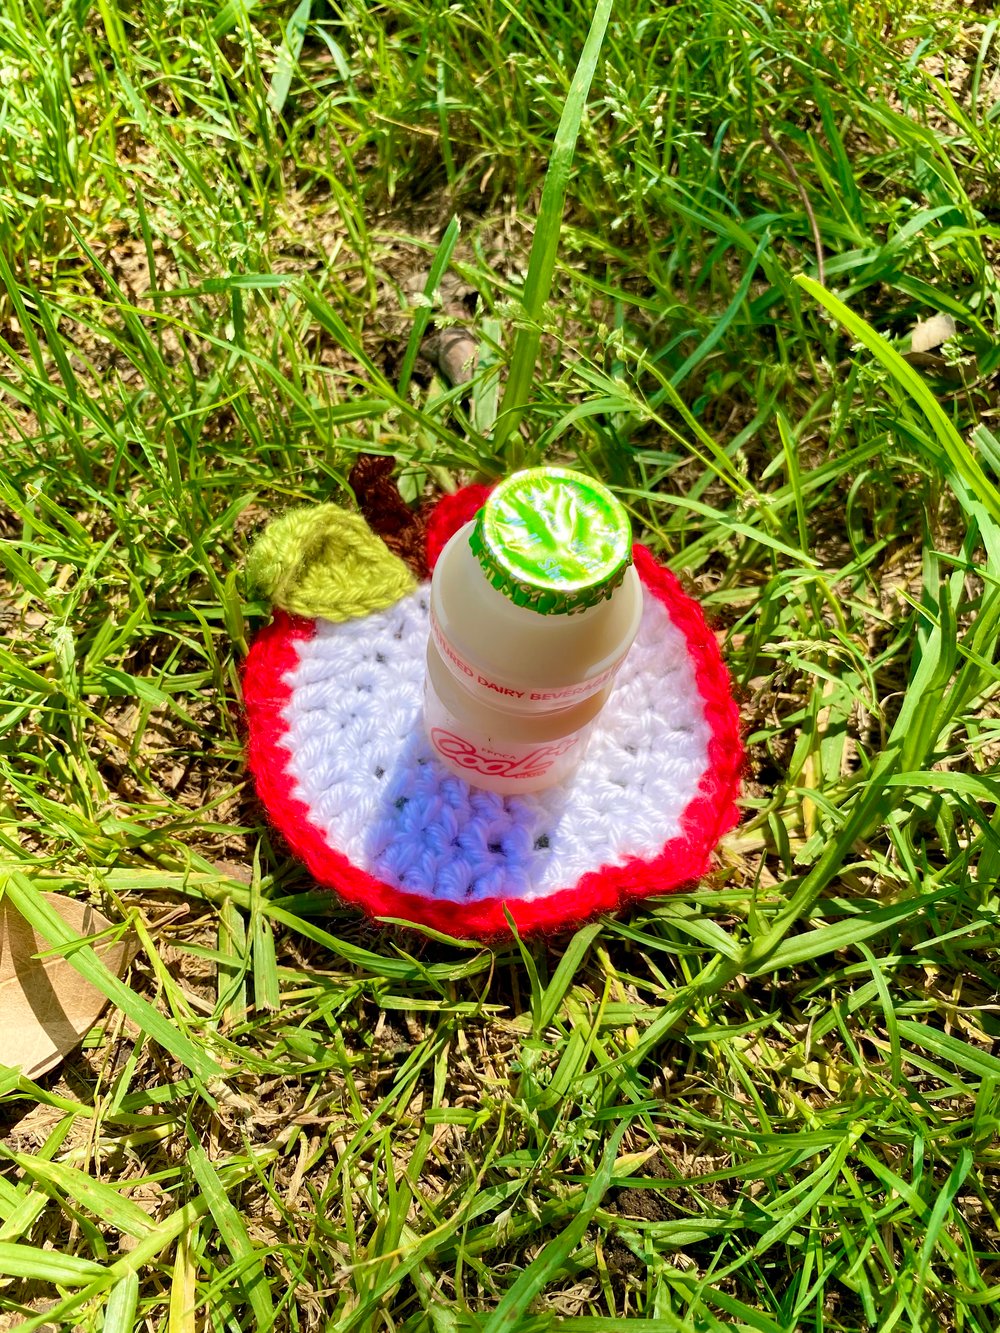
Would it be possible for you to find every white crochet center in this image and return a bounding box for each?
[280,586,711,903]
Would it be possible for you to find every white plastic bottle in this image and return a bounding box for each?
[423,467,643,793]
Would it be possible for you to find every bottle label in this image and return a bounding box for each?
[429,609,620,707]
[423,672,593,788]
[428,727,579,780]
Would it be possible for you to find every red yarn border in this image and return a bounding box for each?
[243,488,743,938]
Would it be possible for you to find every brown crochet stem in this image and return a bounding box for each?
[349,454,429,580]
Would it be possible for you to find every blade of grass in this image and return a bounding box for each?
[4,1154,157,1240]
[480,1121,627,1333]
[794,274,1000,525]
[102,1271,139,1333]
[493,0,614,460]
[267,0,310,116]
[397,216,461,398]
[0,1240,105,1284]
[186,1141,274,1331]
[167,1223,198,1333]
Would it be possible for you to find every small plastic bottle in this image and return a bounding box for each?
[423,467,643,793]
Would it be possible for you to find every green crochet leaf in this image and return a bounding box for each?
[247,505,415,621]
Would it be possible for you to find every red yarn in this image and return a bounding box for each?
[243,488,743,938]
[424,484,494,569]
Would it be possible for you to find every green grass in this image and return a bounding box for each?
[1,0,1000,1328]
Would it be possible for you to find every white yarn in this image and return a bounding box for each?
[280,587,711,904]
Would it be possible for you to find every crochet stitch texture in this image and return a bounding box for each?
[283,577,706,901]
[244,488,743,937]
[247,504,415,621]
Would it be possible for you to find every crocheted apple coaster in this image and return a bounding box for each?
[244,487,742,938]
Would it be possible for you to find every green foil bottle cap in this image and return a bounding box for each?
[469,467,633,614]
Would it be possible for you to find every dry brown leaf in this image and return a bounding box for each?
[209,858,253,885]
[910,312,956,354]
[0,1299,59,1332]
[0,893,133,1080]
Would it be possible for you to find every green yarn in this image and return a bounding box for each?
[247,505,415,621]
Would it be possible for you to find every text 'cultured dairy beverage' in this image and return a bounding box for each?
[423,467,643,794]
